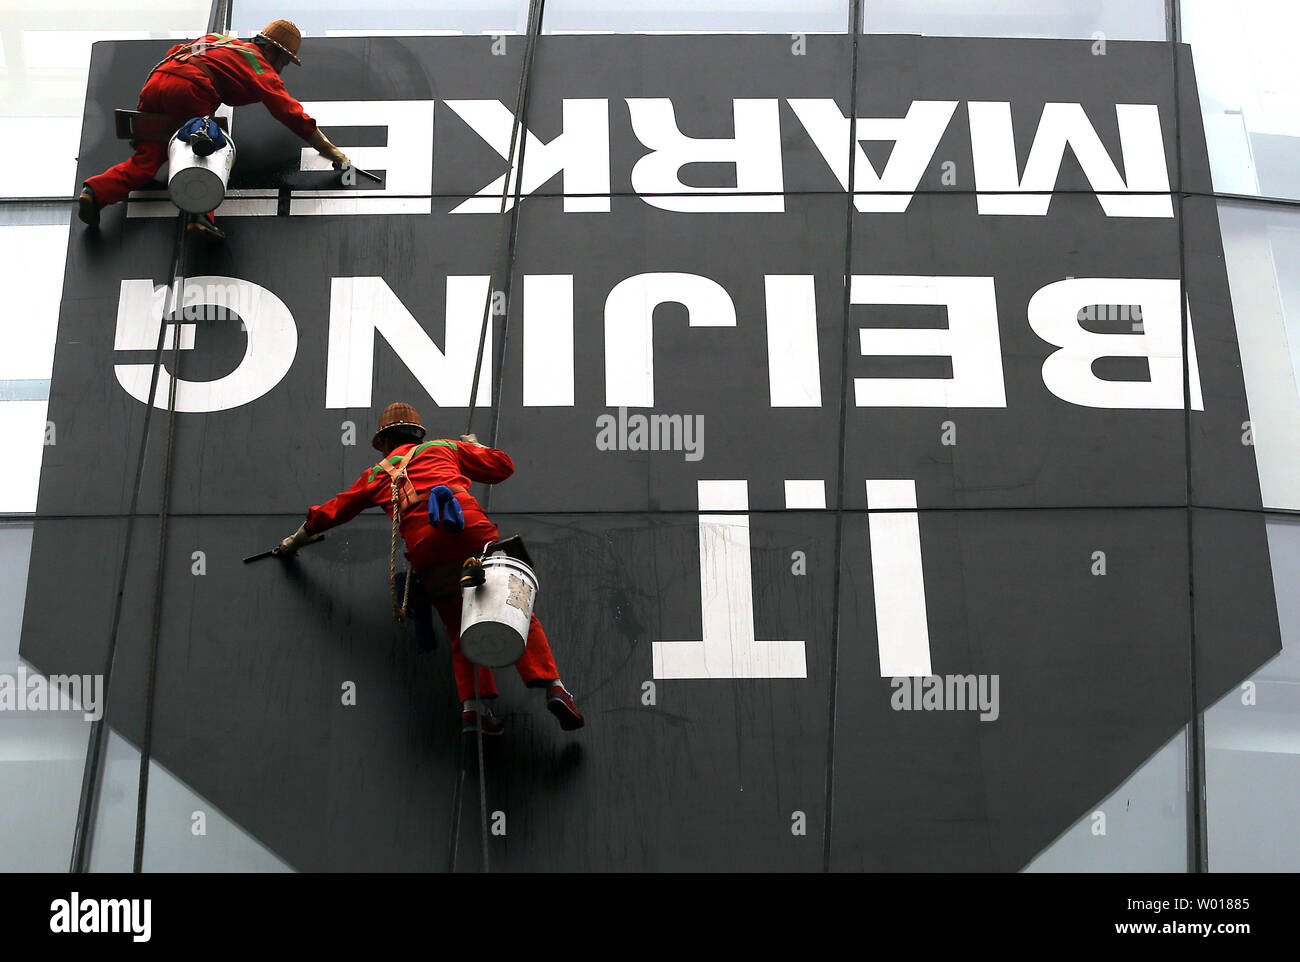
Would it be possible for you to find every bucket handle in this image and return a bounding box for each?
[479,535,534,567]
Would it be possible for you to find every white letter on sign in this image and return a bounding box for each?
[605,272,737,408]
[326,276,492,408]
[114,277,297,412]
[765,275,822,406]
[969,102,1171,217]
[653,481,807,679]
[866,479,933,678]
[788,99,957,212]
[628,98,784,212]
[852,275,1006,408]
[1028,277,1202,410]
[448,99,611,212]
[293,100,434,215]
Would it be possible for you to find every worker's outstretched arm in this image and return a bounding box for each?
[277,472,375,555]
[455,434,515,484]
[307,128,349,166]
[304,470,379,534]
[252,68,349,165]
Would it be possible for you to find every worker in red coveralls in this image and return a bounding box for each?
[276,402,585,736]
[78,19,349,241]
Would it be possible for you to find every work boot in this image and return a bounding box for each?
[77,184,100,227]
[461,707,504,736]
[187,212,225,242]
[546,683,585,731]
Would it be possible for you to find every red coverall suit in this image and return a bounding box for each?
[301,439,560,702]
[85,33,317,208]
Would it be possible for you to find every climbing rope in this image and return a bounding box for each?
[460,0,547,876]
[474,671,490,873]
[122,0,237,879]
[465,0,546,440]
[389,475,413,621]
[69,211,191,872]
[135,211,193,872]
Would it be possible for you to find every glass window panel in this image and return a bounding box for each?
[0,522,92,872]
[0,693,90,871]
[231,1,532,38]
[21,29,148,72]
[1217,200,1300,511]
[0,119,79,197]
[0,524,33,664]
[864,0,1165,41]
[1024,730,1187,872]
[89,730,292,872]
[0,400,47,513]
[0,4,211,198]
[543,0,849,34]
[0,222,66,382]
[1204,516,1300,870]
[1183,0,1300,199]
[86,730,141,872]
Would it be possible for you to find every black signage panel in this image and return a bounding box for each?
[17,35,1281,871]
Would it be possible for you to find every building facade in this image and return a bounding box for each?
[1,0,1297,872]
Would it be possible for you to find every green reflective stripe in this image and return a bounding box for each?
[367,439,457,483]
[238,45,264,74]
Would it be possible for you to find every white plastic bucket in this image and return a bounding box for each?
[167,126,236,214]
[460,555,538,668]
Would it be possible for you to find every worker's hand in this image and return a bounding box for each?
[308,129,350,168]
[273,522,313,558]
[459,433,480,446]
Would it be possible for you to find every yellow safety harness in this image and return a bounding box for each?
[147,35,261,85]
[376,447,424,621]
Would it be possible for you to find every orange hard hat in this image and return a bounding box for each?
[256,19,303,65]
[372,402,426,451]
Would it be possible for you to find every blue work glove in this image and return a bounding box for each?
[427,485,465,533]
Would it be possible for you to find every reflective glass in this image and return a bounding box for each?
[0,222,65,382]
[1217,200,1300,510]
[89,731,292,872]
[1204,516,1300,870]
[1184,0,1300,199]
[0,522,92,872]
[543,0,849,34]
[0,218,64,513]
[1025,731,1187,872]
[231,1,532,37]
[864,0,1166,40]
[0,3,210,197]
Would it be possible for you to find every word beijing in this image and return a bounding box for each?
[114,273,1200,414]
